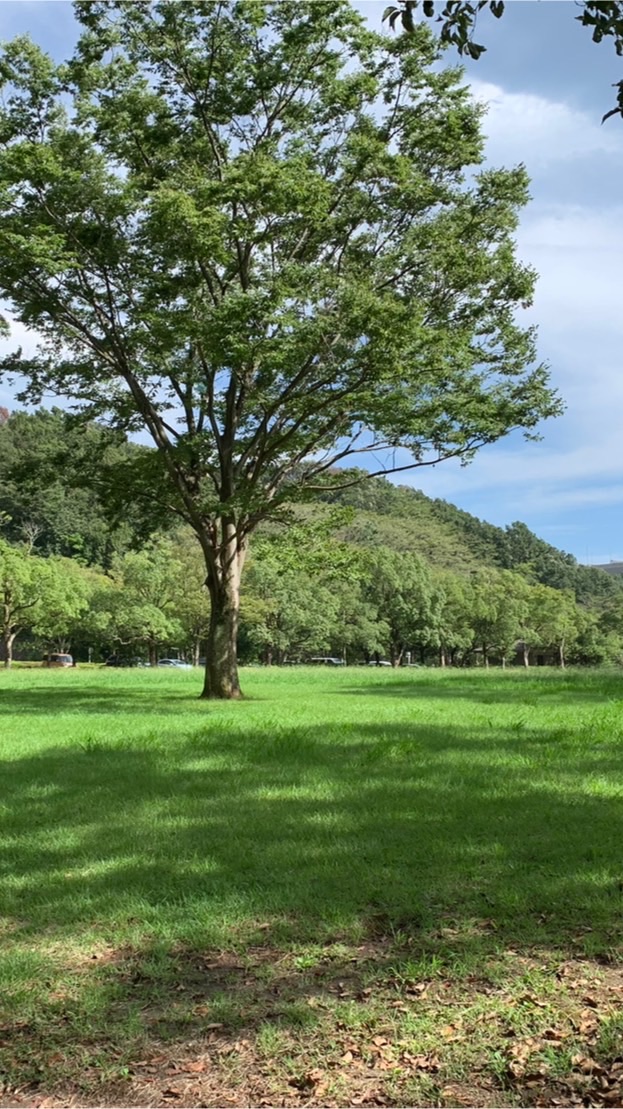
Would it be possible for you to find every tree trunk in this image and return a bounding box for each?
[522,643,530,668]
[201,527,245,699]
[148,643,158,667]
[192,638,201,668]
[483,643,489,669]
[439,647,446,668]
[558,639,566,669]
[1,629,15,668]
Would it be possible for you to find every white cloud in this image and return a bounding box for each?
[0,316,42,359]
[469,78,623,168]
[516,206,623,344]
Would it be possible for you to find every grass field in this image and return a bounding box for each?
[1,665,622,1107]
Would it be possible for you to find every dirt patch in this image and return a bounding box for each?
[1,947,622,1108]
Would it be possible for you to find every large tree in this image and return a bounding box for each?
[0,1,559,698]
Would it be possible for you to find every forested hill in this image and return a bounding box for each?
[0,410,619,609]
[320,470,621,604]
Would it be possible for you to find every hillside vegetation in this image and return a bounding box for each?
[322,470,620,602]
[1,411,623,668]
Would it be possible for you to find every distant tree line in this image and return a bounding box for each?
[2,410,623,669]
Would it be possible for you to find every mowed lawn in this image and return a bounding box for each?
[0,666,622,1107]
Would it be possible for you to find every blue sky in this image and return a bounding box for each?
[1,1,622,563]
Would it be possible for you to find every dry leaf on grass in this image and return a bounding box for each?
[405,981,429,998]
[576,1009,600,1037]
[571,1052,605,1075]
[289,1068,328,1096]
[401,1051,440,1072]
[440,1019,464,1041]
[182,1060,208,1073]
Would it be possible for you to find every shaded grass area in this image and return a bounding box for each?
[1,666,622,1106]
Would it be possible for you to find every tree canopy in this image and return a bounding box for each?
[0,0,560,696]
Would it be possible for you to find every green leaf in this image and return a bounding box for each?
[466,40,487,58]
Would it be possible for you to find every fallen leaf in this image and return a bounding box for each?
[441,1020,463,1041]
[577,1009,599,1037]
[571,1052,604,1074]
[405,981,429,997]
[519,991,547,1008]
[182,1060,207,1073]
[402,1052,440,1072]
[289,1068,326,1091]
[542,1028,567,1042]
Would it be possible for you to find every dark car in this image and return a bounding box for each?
[105,655,146,667]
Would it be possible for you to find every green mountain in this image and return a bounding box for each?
[319,470,622,605]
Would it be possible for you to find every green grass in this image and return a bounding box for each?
[1,665,622,1106]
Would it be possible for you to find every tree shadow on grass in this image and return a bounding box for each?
[1,716,621,949]
[0,683,203,716]
[344,670,619,705]
[1,708,622,1103]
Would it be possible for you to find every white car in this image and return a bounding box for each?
[157,658,192,669]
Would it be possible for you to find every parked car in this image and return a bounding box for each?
[157,658,193,669]
[309,657,345,666]
[43,652,73,668]
[368,659,392,667]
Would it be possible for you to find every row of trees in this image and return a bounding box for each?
[242,544,622,669]
[5,527,622,670]
[0,535,209,668]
